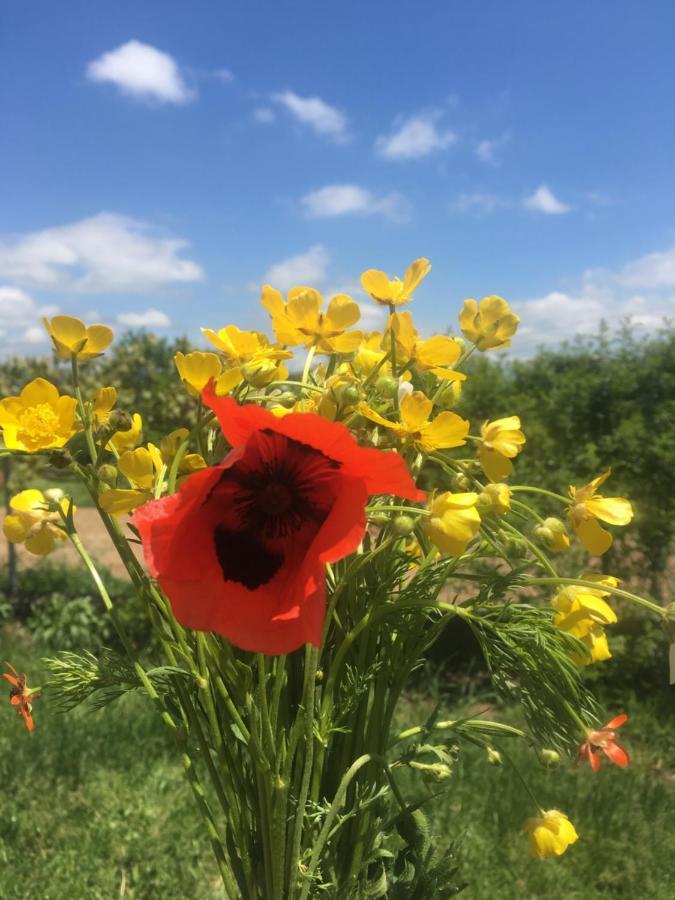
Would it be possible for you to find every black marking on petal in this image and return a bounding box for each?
[213,526,283,590]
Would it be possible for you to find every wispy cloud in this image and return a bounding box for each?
[0,286,58,353]
[301,184,410,223]
[253,107,276,124]
[117,308,171,328]
[453,192,505,215]
[475,131,511,165]
[213,68,234,83]
[86,40,194,104]
[512,245,675,354]
[265,245,330,292]
[375,111,456,160]
[524,184,572,215]
[271,90,349,142]
[0,213,204,293]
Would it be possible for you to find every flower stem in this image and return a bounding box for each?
[524,576,666,617]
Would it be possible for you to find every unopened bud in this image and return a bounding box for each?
[108,409,133,432]
[43,487,65,503]
[451,472,471,491]
[341,385,361,406]
[369,512,390,527]
[98,464,119,486]
[476,491,492,509]
[408,760,452,781]
[486,747,503,766]
[541,749,561,767]
[533,524,554,544]
[374,376,398,399]
[276,391,298,409]
[242,359,277,387]
[392,514,415,536]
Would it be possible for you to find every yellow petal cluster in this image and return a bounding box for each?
[525,810,578,858]
[477,417,526,482]
[477,482,511,515]
[99,447,160,515]
[261,286,362,353]
[0,378,77,452]
[552,578,619,665]
[459,296,519,351]
[201,325,292,389]
[174,351,222,396]
[107,412,143,453]
[567,470,633,555]
[387,312,465,383]
[3,489,70,555]
[43,315,113,360]
[92,386,118,429]
[360,391,469,454]
[360,258,431,307]
[424,492,481,556]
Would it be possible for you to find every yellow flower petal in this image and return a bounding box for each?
[585,496,633,526]
[99,488,149,516]
[425,491,481,556]
[419,411,469,451]
[478,446,513,482]
[402,257,431,295]
[174,351,222,395]
[360,269,394,303]
[574,516,613,555]
[118,448,156,491]
[286,288,322,331]
[400,391,433,431]
[325,294,360,331]
[19,377,60,408]
[3,514,30,543]
[25,525,59,556]
[415,334,461,370]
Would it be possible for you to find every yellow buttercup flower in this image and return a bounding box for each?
[107,412,143,453]
[0,378,77,452]
[551,582,617,665]
[352,332,388,377]
[567,470,633,556]
[361,258,431,307]
[477,417,526,482]
[3,489,70,555]
[360,391,469,453]
[174,351,222,396]
[261,286,362,353]
[424,492,481,556]
[525,810,578,859]
[477,482,511,515]
[459,296,519,351]
[99,447,161,515]
[92,386,118,429]
[201,324,292,390]
[157,428,206,476]
[43,315,113,360]
[387,312,465,382]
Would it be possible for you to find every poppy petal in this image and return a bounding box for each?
[602,742,630,767]
[605,713,628,730]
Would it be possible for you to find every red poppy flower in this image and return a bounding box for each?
[3,662,40,732]
[576,714,629,772]
[134,390,424,654]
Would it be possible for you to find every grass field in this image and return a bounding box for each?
[2,638,674,900]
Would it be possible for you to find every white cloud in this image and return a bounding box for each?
[454,192,505,215]
[0,213,203,293]
[0,286,60,354]
[512,247,675,354]
[476,131,510,165]
[375,111,456,160]
[214,68,234,83]
[86,40,194,104]
[253,107,276,124]
[271,90,348,141]
[117,308,171,328]
[265,245,330,292]
[524,184,572,215]
[301,184,409,222]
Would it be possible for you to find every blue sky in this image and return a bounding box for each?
[1,0,674,355]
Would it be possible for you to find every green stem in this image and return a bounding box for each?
[524,577,665,617]
[510,485,569,504]
[70,355,97,464]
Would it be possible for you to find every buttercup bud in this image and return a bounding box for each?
[242,359,277,388]
[369,512,390,527]
[341,385,361,407]
[486,747,503,766]
[43,487,65,503]
[108,409,133,432]
[540,749,561,767]
[451,472,472,491]
[374,376,398,398]
[392,515,415,536]
[98,464,119,486]
[275,391,298,409]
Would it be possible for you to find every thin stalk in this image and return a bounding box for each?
[510,485,570,504]
[70,355,97,464]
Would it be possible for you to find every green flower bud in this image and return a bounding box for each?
[108,409,133,432]
[374,376,398,398]
[98,464,119,486]
[451,472,472,491]
[276,391,298,409]
[369,512,390,527]
[242,359,277,388]
[541,749,561,767]
[341,385,361,407]
[392,514,415,536]
[43,487,65,503]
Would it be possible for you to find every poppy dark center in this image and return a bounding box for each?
[210,430,341,590]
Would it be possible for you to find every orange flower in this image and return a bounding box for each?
[576,714,629,772]
[3,662,41,732]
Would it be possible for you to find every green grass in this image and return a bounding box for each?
[1,637,673,899]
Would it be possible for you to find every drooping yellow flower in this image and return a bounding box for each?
[92,386,118,429]
[0,378,77,452]
[360,391,469,453]
[386,312,465,382]
[157,428,206,476]
[477,416,526,482]
[42,315,113,360]
[551,582,617,665]
[459,296,519,351]
[534,517,570,553]
[3,489,70,555]
[525,810,578,859]
[567,470,633,556]
[261,286,362,353]
[424,491,481,556]
[107,412,143,453]
[477,482,511,515]
[174,351,222,396]
[99,447,161,515]
[361,258,431,307]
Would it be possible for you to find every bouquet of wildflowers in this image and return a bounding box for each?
[2,258,670,898]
